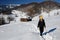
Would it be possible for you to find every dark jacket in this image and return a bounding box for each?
[37,19,46,28]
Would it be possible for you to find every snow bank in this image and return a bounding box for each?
[12,10,29,22]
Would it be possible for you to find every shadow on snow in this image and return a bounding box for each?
[42,28,56,35]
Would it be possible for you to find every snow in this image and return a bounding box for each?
[0,9,60,40]
[3,15,10,23]
[12,10,29,22]
[41,12,49,18]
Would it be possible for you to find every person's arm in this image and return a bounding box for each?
[37,20,40,28]
[43,19,46,27]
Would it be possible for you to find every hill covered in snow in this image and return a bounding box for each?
[0,1,60,25]
[11,1,60,17]
[0,13,60,40]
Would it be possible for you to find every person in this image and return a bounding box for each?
[37,15,46,36]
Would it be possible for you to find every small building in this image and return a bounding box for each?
[20,16,32,22]
[20,18,28,22]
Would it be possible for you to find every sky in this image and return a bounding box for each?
[0,0,60,4]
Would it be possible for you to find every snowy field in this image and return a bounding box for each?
[0,14,60,40]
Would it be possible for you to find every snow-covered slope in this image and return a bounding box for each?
[0,9,60,40]
[0,14,60,40]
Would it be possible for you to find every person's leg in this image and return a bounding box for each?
[40,27,42,36]
[40,27,44,36]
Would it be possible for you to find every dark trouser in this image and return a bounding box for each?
[39,27,44,36]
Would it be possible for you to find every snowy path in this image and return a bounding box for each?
[0,15,60,40]
[0,22,41,40]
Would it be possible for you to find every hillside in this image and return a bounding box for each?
[0,1,60,17]
[13,1,60,17]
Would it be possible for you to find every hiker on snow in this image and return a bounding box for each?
[37,15,46,36]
